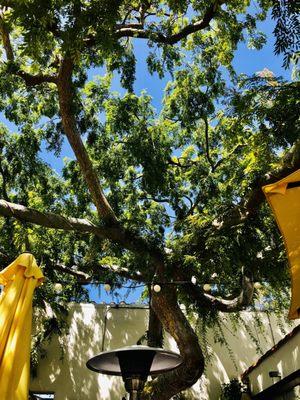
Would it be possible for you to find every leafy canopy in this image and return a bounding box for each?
[0,0,298,348]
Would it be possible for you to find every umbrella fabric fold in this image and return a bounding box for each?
[0,253,44,400]
[263,169,300,319]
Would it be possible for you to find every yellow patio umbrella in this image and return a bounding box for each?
[0,253,44,400]
[263,169,300,319]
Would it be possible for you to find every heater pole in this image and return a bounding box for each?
[125,377,144,400]
[129,390,140,400]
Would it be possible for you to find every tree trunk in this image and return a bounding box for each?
[147,289,163,348]
[142,286,204,400]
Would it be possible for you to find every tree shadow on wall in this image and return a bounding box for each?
[30,304,149,400]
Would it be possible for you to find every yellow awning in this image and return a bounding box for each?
[0,253,44,399]
[263,169,300,319]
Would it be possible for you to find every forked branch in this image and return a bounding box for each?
[116,1,225,44]
[212,138,300,231]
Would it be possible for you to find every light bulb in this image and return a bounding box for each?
[153,284,161,293]
[54,283,63,293]
[191,276,197,285]
[104,283,111,292]
[254,282,262,290]
[203,283,211,292]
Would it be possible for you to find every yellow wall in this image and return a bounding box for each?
[30,304,298,400]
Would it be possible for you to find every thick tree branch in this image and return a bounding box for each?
[83,1,225,47]
[116,1,224,44]
[57,57,117,225]
[56,57,166,267]
[0,199,164,271]
[14,72,57,86]
[0,9,13,60]
[0,199,107,237]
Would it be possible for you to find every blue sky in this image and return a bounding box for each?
[0,10,292,303]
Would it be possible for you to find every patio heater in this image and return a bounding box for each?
[86,345,183,400]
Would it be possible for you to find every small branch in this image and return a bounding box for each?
[212,143,246,171]
[184,190,204,218]
[213,138,300,231]
[0,161,9,201]
[203,117,214,171]
[116,23,143,30]
[53,262,143,284]
[182,194,193,209]
[0,9,57,86]
[141,196,169,203]
[168,158,194,169]
[53,263,92,284]
[0,249,143,282]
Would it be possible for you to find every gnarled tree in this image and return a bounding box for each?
[0,1,299,399]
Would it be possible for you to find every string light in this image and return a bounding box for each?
[104,283,111,292]
[254,282,262,290]
[203,283,211,292]
[54,283,63,293]
[153,284,161,293]
[96,280,216,291]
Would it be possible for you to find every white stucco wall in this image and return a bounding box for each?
[30,304,298,400]
[246,328,300,395]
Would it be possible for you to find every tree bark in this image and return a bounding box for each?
[147,288,163,348]
[115,1,225,44]
[0,199,106,235]
[142,287,204,400]
[57,57,117,225]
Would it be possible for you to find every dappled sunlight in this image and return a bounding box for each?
[191,312,297,399]
[30,306,298,399]
[31,304,149,399]
[247,325,299,395]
